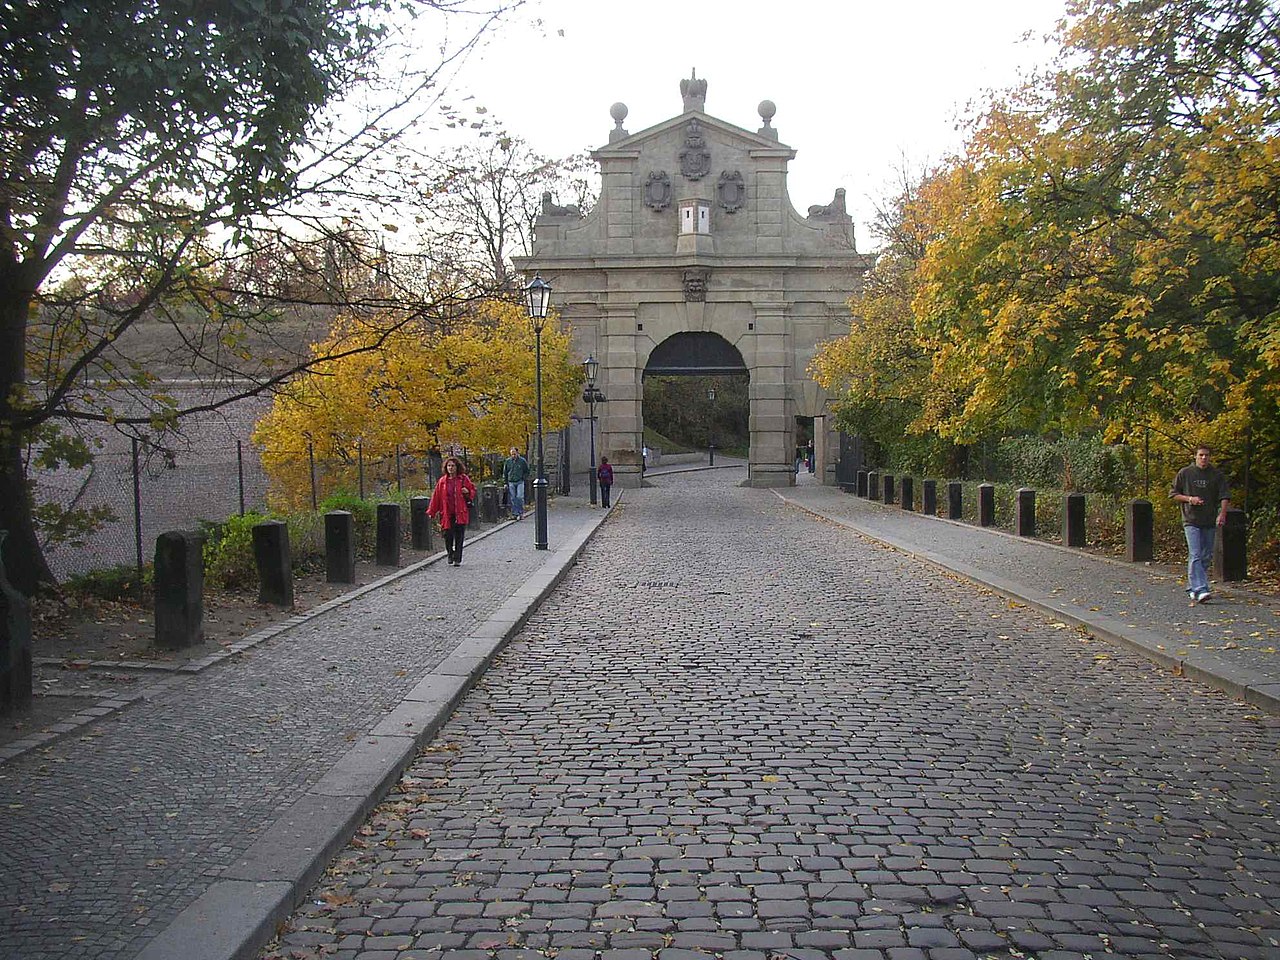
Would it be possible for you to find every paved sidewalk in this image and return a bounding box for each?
[0,496,614,960]
[777,478,1280,714]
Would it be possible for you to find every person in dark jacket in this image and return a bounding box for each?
[427,456,478,566]
[1170,444,1230,603]
[596,457,614,507]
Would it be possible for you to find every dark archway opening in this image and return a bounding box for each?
[642,333,749,461]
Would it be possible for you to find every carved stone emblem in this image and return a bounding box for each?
[716,170,745,213]
[683,268,709,302]
[679,120,711,181]
[644,171,672,211]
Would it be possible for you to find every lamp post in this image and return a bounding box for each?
[524,274,551,550]
[707,386,716,466]
[583,355,600,506]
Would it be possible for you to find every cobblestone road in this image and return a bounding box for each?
[0,504,595,960]
[267,469,1279,960]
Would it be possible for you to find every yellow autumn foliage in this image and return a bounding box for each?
[252,300,580,509]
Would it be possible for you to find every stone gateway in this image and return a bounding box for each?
[514,73,871,487]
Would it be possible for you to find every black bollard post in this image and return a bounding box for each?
[922,479,937,516]
[0,531,32,717]
[1015,488,1036,537]
[1063,492,1086,548]
[1215,507,1248,582]
[252,520,294,608]
[154,531,205,650]
[375,503,401,567]
[480,485,500,524]
[883,473,895,505]
[868,471,880,501]
[410,496,433,551]
[856,470,868,498]
[978,483,996,527]
[1125,498,1154,562]
[900,476,914,511]
[325,510,356,583]
[947,481,962,520]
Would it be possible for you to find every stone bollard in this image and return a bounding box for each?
[856,470,868,498]
[410,496,433,551]
[883,473,895,505]
[1125,498,1154,562]
[325,510,356,583]
[376,503,401,566]
[900,476,914,511]
[1063,492,1086,548]
[1015,488,1036,537]
[154,531,205,650]
[867,471,880,501]
[0,531,32,717]
[252,520,293,608]
[947,481,963,520]
[978,483,996,527]
[480,485,500,524]
[1215,507,1248,582]
[923,479,937,516]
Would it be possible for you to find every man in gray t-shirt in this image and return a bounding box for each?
[1169,445,1231,603]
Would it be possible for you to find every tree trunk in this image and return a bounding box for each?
[0,264,54,597]
[0,436,52,597]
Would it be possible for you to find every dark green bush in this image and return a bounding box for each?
[64,563,153,602]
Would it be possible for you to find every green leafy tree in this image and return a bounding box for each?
[0,0,520,595]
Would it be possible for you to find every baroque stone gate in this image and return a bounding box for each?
[514,73,871,487]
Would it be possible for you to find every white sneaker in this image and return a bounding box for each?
[1196,591,1211,603]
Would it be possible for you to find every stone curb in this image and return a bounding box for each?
[132,496,618,960]
[774,490,1280,716]
[4,517,521,768]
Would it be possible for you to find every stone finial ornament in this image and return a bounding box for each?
[680,69,707,112]
[609,102,629,143]
[757,99,777,139]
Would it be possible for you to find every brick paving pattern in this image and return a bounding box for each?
[0,504,595,960]
[782,482,1280,688]
[265,471,1280,959]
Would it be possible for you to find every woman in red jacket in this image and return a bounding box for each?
[427,456,478,566]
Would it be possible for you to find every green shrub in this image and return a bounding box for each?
[64,563,153,602]
[203,511,271,590]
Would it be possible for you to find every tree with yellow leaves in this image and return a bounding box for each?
[816,0,1279,508]
[252,300,581,509]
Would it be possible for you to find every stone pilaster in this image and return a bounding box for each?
[599,303,644,487]
[748,304,792,487]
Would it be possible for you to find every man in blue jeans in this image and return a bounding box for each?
[503,446,530,520]
[1170,444,1230,604]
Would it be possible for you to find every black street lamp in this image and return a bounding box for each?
[524,274,551,550]
[708,386,716,466]
[582,355,606,506]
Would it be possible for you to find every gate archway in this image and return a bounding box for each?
[513,73,871,488]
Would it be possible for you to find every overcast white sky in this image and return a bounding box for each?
[438,0,1069,250]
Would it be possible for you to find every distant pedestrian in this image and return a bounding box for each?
[427,456,477,566]
[502,446,530,520]
[597,457,614,507]
[642,444,649,476]
[807,440,815,474]
[1170,444,1230,603]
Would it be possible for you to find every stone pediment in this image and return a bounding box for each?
[592,111,792,160]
